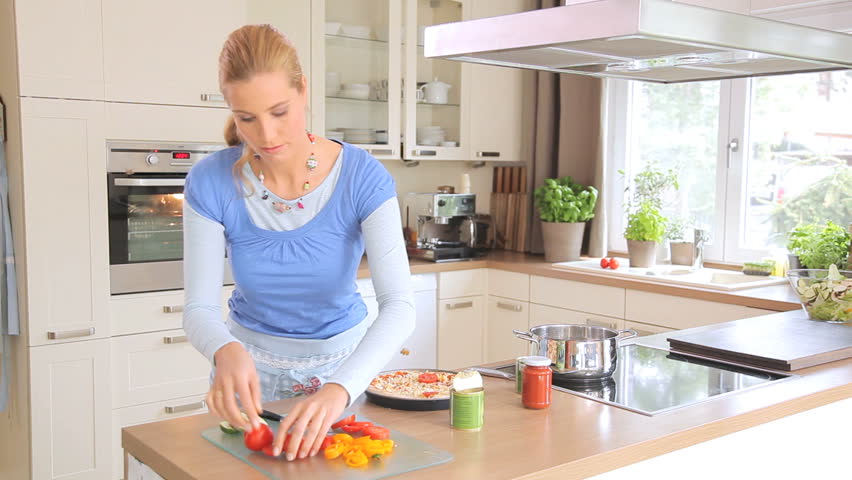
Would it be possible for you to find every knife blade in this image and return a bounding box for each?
[259,409,284,422]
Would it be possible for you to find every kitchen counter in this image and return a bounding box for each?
[122,312,851,480]
[357,250,800,312]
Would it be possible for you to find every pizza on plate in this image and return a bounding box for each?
[368,370,455,399]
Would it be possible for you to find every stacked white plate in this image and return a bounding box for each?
[416,126,446,146]
[326,130,345,142]
[341,128,377,144]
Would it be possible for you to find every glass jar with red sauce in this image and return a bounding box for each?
[521,356,552,409]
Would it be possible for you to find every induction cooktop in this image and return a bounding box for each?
[491,344,795,416]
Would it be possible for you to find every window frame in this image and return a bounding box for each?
[605,5,852,264]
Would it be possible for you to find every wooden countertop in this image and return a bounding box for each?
[357,250,800,312]
[122,311,852,480]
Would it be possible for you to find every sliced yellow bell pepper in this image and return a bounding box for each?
[344,449,369,468]
[323,442,347,460]
[332,433,354,445]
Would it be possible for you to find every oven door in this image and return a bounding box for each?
[108,173,187,294]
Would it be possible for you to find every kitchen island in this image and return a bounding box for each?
[122,312,851,480]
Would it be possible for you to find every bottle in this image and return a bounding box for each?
[521,356,552,409]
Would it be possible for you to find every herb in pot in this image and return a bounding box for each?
[624,202,666,243]
[533,177,598,223]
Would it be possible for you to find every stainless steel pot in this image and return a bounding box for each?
[513,324,638,379]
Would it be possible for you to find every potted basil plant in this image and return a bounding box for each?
[533,176,599,262]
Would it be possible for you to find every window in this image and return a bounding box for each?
[607,17,852,264]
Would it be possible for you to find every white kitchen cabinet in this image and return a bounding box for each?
[488,269,529,301]
[439,268,487,298]
[112,394,207,480]
[624,290,764,330]
[438,295,485,369]
[313,0,403,160]
[484,296,529,362]
[101,0,311,108]
[530,275,626,319]
[110,329,210,409]
[13,0,105,100]
[528,303,624,331]
[30,339,112,480]
[623,320,676,337]
[466,0,530,163]
[20,97,110,346]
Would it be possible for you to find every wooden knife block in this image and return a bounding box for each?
[490,166,530,252]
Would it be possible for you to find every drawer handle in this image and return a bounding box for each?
[446,301,473,310]
[164,401,205,414]
[47,327,95,340]
[163,305,184,313]
[497,301,522,312]
[368,148,394,156]
[476,151,501,158]
[200,93,224,102]
[414,149,437,156]
[163,335,187,344]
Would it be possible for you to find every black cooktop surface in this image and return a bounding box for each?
[496,344,792,415]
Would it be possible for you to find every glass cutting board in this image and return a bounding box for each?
[201,415,453,479]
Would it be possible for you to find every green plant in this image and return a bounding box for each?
[620,162,679,211]
[793,221,851,269]
[624,202,666,243]
[665,215,693,242]
[786,223,819,257]
[533,176,599,223]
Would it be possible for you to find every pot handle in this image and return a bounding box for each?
[616,328,638,342]
[513,329,537,344]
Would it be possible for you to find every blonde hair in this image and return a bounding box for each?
[218,24,305,190]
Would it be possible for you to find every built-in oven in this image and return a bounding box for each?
[107,141,233,294]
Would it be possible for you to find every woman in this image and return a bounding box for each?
[183,24,415,462]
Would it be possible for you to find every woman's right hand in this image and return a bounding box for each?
[207,341,264,431]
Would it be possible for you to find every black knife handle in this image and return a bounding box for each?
[259,409,283,422]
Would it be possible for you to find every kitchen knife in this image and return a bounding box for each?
[259,409,284,422]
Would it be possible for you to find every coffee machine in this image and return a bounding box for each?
[403,193,491,262]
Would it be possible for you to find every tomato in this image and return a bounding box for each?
[340,421,373,434]
[422,391,439,398]
[418,372,438,383]
[261,444,279,457]
[608,258,620,269]
[362,426,391,440]
[244,424,274,452]
[320,435,335,450]
[600,257,610,268]
[331,414,356,430]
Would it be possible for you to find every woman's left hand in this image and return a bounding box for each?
[272,383,350,461]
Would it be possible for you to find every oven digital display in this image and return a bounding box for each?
[172,151,191,160]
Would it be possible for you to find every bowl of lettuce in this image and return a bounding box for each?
[787,265,852,323]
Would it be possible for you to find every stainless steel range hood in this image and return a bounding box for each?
[424,0,852,83]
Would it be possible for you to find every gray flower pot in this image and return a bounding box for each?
[627,240,657,268]
[541,221,586,262]
[670,241,695,266]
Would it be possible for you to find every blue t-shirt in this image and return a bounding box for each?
[183,143,397,339]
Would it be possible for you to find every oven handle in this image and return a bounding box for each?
[114,178,186,187]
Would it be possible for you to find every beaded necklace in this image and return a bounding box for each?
[256,132,318,213]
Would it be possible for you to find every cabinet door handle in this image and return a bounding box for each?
[446,301,473,310]
[163,305,184,313]
[164,401,206,414]
[163,335,187,344]
[368,148,394,156]
[413,149,437,156]
[476,151,501,158]
[200,93,224,102]
[497,301,522,312]
[47,327,95,340]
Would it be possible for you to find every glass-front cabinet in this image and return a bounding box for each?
[404,0,467,161]
[313,0,468,161]
[315,0,402,160]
